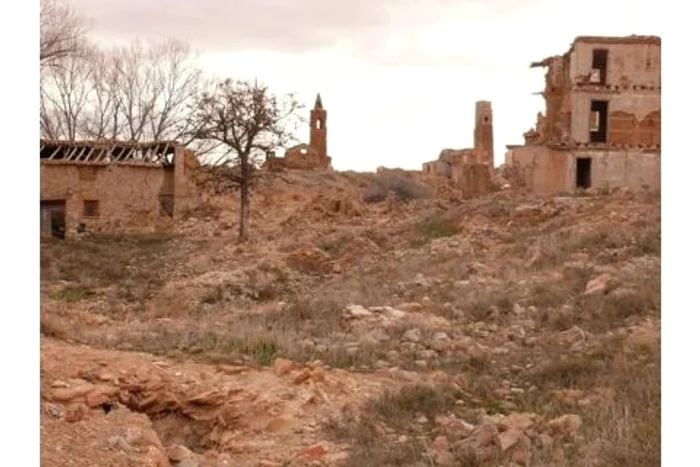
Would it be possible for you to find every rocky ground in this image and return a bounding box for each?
[40,171,660,466]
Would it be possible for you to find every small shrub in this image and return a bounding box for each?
[242,338,278,366]
[40,315,70,339]
[487,203,510,218]
[264,298,343,336]
[385,176,432,202]
[362,185,388,203]
[49,285,94,302]
[530,353,611,390]
[362,174,432,204]
[416,213,462,239]
[369,384,458,426]
[200,285,225,304]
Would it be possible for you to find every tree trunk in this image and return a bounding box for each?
[238,155,251,242]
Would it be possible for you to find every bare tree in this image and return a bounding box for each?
[188,79,303,241]
[40,47,94,140]
[80,47,124,140]
[40,38,207,147]
[147,40,206,143]
[40,0,87,68]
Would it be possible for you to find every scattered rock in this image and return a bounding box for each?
[50,384,95,402]
[108,435,137,453]
[546,414,583,438]
[51,380,70,388]
[498,429,521,452]
[293,368,312,385]
[412,274,431,287]
[64,402,89,423]
[470,424,499,447]
[402,328,422,343]
[310,367,326,382]
[272,357,295,377]
[584,273,615,296]
[166,444,198,463]
[297,443,328,459]
[86,391,111,409]
[433,332,450,341]
[397,302,423,312]
[344,304,372,318]
[498,412,537,432]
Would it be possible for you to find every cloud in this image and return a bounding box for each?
[71,0,543,62]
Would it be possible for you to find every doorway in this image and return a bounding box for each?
[576,158,592,189]
[40,200,66,239]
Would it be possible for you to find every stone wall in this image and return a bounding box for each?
[569,38,661,89]
[453,163,495,199]
[570,149,660,191]
[41,163,173,235]
[283,145,332,170]
[264,144,332,171]
[40,147,196,237]
[506,145,660,196]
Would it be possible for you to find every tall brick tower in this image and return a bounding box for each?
[309,93,327,162]
[473,100,494,168]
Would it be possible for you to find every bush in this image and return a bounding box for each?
[362,174,432,204]
[415,212,462,239]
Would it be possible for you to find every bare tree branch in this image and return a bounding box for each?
[40,46,95,140]
[187,79,304,241]
[40,0,87,68]
[81,47,124,140]
[40,38,208,152]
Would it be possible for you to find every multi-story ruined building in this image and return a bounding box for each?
[505,35,661,195]
[264,94,333,171]
[40,139,199,239]
[422,100,495,198]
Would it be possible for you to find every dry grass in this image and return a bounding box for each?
[41,233,176,304]
[544,344,660,466]
[415,212,462,239]
[325,384,462,467]
[587,356,660,466]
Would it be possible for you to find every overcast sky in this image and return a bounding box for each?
[71,0,660,171]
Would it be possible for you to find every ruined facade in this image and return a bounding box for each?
[40,139,199,239]
[423,101,494,176]
[264,94,333,171]
[422,101,495,198]
[505,35,661,195]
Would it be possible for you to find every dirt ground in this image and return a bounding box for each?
[40,171,660,467]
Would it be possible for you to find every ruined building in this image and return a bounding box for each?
[264,94,333,171]
[40,139,199,239]
[422,100,495,198]
[505,35,661,195]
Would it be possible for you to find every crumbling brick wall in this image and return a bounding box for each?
[40,141,195,237]
[41,163,176,236]
[509,36,662,197]
[537,55,572,143]
[454,163,495,199]
[607,110,660,146]
[283,145,331,170]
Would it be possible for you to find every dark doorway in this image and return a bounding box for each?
[589,100,609,143]
[592,49,609,85]
[40,200,66,239]
[576,158,592,189]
